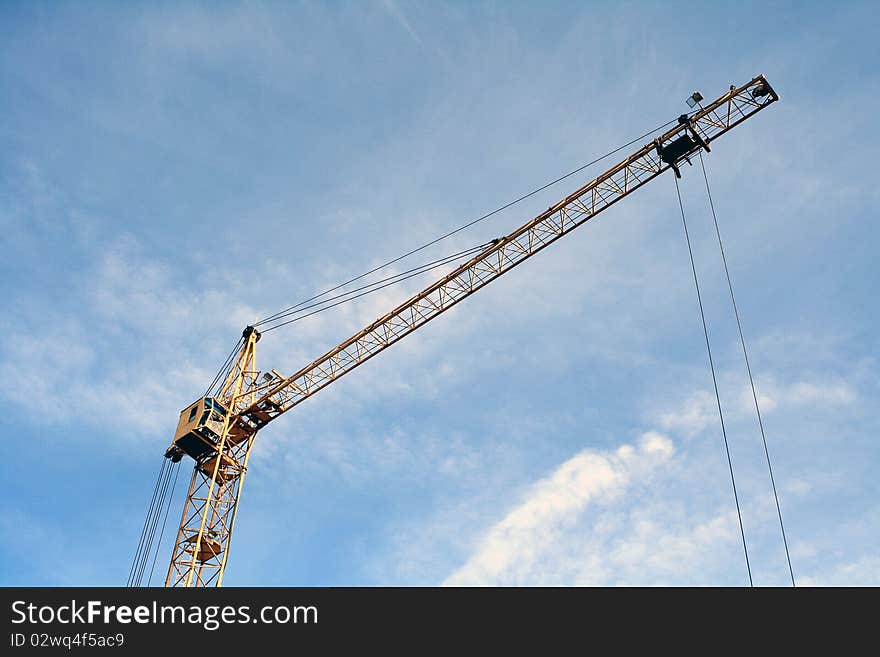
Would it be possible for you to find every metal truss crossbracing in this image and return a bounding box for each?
[165,331,260,588]
[236,75,777,426]
[164,75,777,586]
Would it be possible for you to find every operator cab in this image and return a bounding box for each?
[173,397,228,460]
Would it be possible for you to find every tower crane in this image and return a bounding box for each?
[156,75,777,587]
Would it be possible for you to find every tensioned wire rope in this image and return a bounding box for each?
[148,461,182,586]
[260,242,491,333]
[674,175,753,586]
[205,337,244,397]
[203,244,492,394]
[254,115,685,330]
[127,458,167,586]
[698,150,796,586]
[198,114,685,392]
[127,457,179,587]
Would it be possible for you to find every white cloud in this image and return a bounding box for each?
[0,228,255,440]
[786,381,856,405]
[739,379,856,415]
[380,0,423,45]
[443,432,673,585]
[658,377,858,441]
[785,479,812,496]
[659,390,717,437]
[598,506,743,586]
[798,555,880,587]
[434,367,867,586]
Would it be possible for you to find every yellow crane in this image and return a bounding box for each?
[152,75,777,587]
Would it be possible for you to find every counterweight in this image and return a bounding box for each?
[162,75,778,587]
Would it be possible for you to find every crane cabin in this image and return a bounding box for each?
[173,397,228,461]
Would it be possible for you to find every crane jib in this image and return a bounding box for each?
[241,75,777,426]
[161,74,778,587]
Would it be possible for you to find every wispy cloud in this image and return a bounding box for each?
[660,390,717,437]
[659,377,858,437]
[798,555,880,586]
[379,0,423,45]
[429,361,873,586]
[741,379,856,413]
[444,432,674,585]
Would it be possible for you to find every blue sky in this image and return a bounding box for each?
[0,1,877,586]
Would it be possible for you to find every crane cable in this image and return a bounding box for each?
[698,151,796,586]
[204,116,689,384]
[138,459,174,586]
[147,461,182,586]
[127,457,179,587]
[674,174,754,587]
[255,115,683,329]
[205,243,493,394]
[205,337,244,398]
[261,242,491,332]
[198,244,493,399]
[127,457,166,586]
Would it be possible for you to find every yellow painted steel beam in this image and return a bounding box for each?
[240,75,777,426]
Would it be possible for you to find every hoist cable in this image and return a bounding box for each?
[255,116,681,328]
[147,460,181,587]
[260,242,490,327]
[202,246,488,393]
[144,460,175,585]
[674,175,753,587]
[204,337,244,398]
[207,348,239,399]
[698,151,796,586]
[127,460,162,586]
[127,458,167,587]
[261,248,479,332]
[134,458,174,587]
[261,243,493,332]
[130,458,166,587]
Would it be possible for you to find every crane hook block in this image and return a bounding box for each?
[655,114,711,178]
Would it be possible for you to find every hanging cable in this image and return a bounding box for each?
[698,151,796,587]
[147,460,181,586]
[262,242,492,332]
[255,116,682,328]
[263,243,489,324]
[261,242,490,328]
[204,336,244,398]
[202,247,488,393]
[674,175,753,587]
[127,458,167,587]
[133,458,175,587]
[207,349,238,399]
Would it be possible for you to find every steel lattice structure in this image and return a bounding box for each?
[163,74,778,587]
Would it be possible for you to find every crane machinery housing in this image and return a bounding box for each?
[148,74,778,587]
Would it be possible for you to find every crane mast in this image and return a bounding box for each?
[162,75,778,587]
